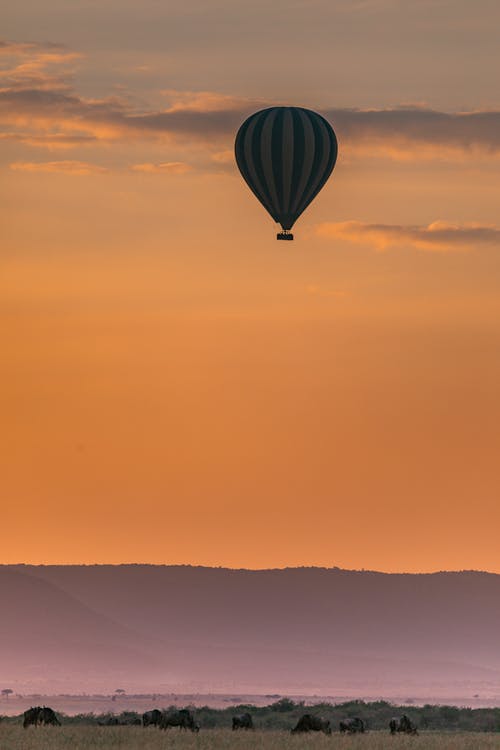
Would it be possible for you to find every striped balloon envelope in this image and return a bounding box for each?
[234,107,337,240]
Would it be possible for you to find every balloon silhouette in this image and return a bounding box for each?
[234,106,337,240]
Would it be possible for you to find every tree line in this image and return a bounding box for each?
[3,699,500,732]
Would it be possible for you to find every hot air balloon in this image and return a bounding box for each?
[234,106,337,240]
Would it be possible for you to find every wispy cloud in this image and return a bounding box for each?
[5,39,500,166]
[0,131,98,149]
[160,89,264,113]
[10,160,107,175]
[0,40,80,92]
[325,106,500,162]
[0,87,254,146]
[131,161,192,174]
[316,220,500,252]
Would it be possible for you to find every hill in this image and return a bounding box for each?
[2,565,500,698]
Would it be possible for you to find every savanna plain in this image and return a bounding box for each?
[2,727,500,750]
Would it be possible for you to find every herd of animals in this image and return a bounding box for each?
[20,705,419,735]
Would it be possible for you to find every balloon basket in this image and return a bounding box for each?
[277,231,294,241]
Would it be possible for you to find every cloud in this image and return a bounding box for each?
[315,220,500,252]
[4,39,500,165]
[0,131,98,149]
[211,150,234,163]
[0,86,254,146]
[160,89,263,113]
[0,43,258,147]
[10,159,191,175]
[0,40,80,93]
[9,160,107,175]
[131,161,192,174]
[324,107,500,162]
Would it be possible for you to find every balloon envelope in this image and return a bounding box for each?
[234,106,337,235]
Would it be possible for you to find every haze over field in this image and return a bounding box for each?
[2,565,500,703]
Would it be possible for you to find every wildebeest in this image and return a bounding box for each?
[23,707,41,728]
[142,709,163,727]
[39,707,61,726]
[291,714,331,735]
[160,708,199,732]
[98,716,120,726]
[23,706,60,728]
[232,712,254,730]
[390,715,418,735]
[339,717,365,733]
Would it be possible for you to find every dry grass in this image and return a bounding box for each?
[1,727,500,750]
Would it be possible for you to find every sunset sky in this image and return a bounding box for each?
[2,0,500,571]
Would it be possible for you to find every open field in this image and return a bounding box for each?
[1,727,500,750]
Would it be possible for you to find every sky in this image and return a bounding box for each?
[2,0,500,572]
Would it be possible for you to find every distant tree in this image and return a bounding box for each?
[114,689,126,695]
[1,689,13,699]
[439,705,460,725]
[270,698,297,712]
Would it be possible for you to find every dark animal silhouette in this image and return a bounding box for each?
[98,716,120,726]
[232,712,254,730]
[142,709,162,727]
[160,708,199,732]
[339,717,365,733]
[390,715,418,735]
[39,707,61,726]
[23,706,60,728]
[291,714,331,734]
[23,707,41,728]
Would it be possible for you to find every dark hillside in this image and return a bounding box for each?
[2,565,500,696]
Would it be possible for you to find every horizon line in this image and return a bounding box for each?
[1,562,497,576]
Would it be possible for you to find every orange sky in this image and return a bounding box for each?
[2,1,500,571]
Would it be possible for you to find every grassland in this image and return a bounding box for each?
[1,727,500,750]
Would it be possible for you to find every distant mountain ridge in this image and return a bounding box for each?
[2,565,500,696]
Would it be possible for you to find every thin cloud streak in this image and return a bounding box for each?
[316,220,500,252]
[131,161,192,174]
[0,132,98,149]
[160,89,266,113]
[10,160,107,175]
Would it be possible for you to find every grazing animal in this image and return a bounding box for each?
[339,717,365,734]
[160,708,199,732]
[98,716,120,726]
[142,709,162,727]
[38,707,61,726]
[23,707,42,728]
[232,712,254,730]
[390,715,418,735]
[23,706,60,728]
[291,714,331,735]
